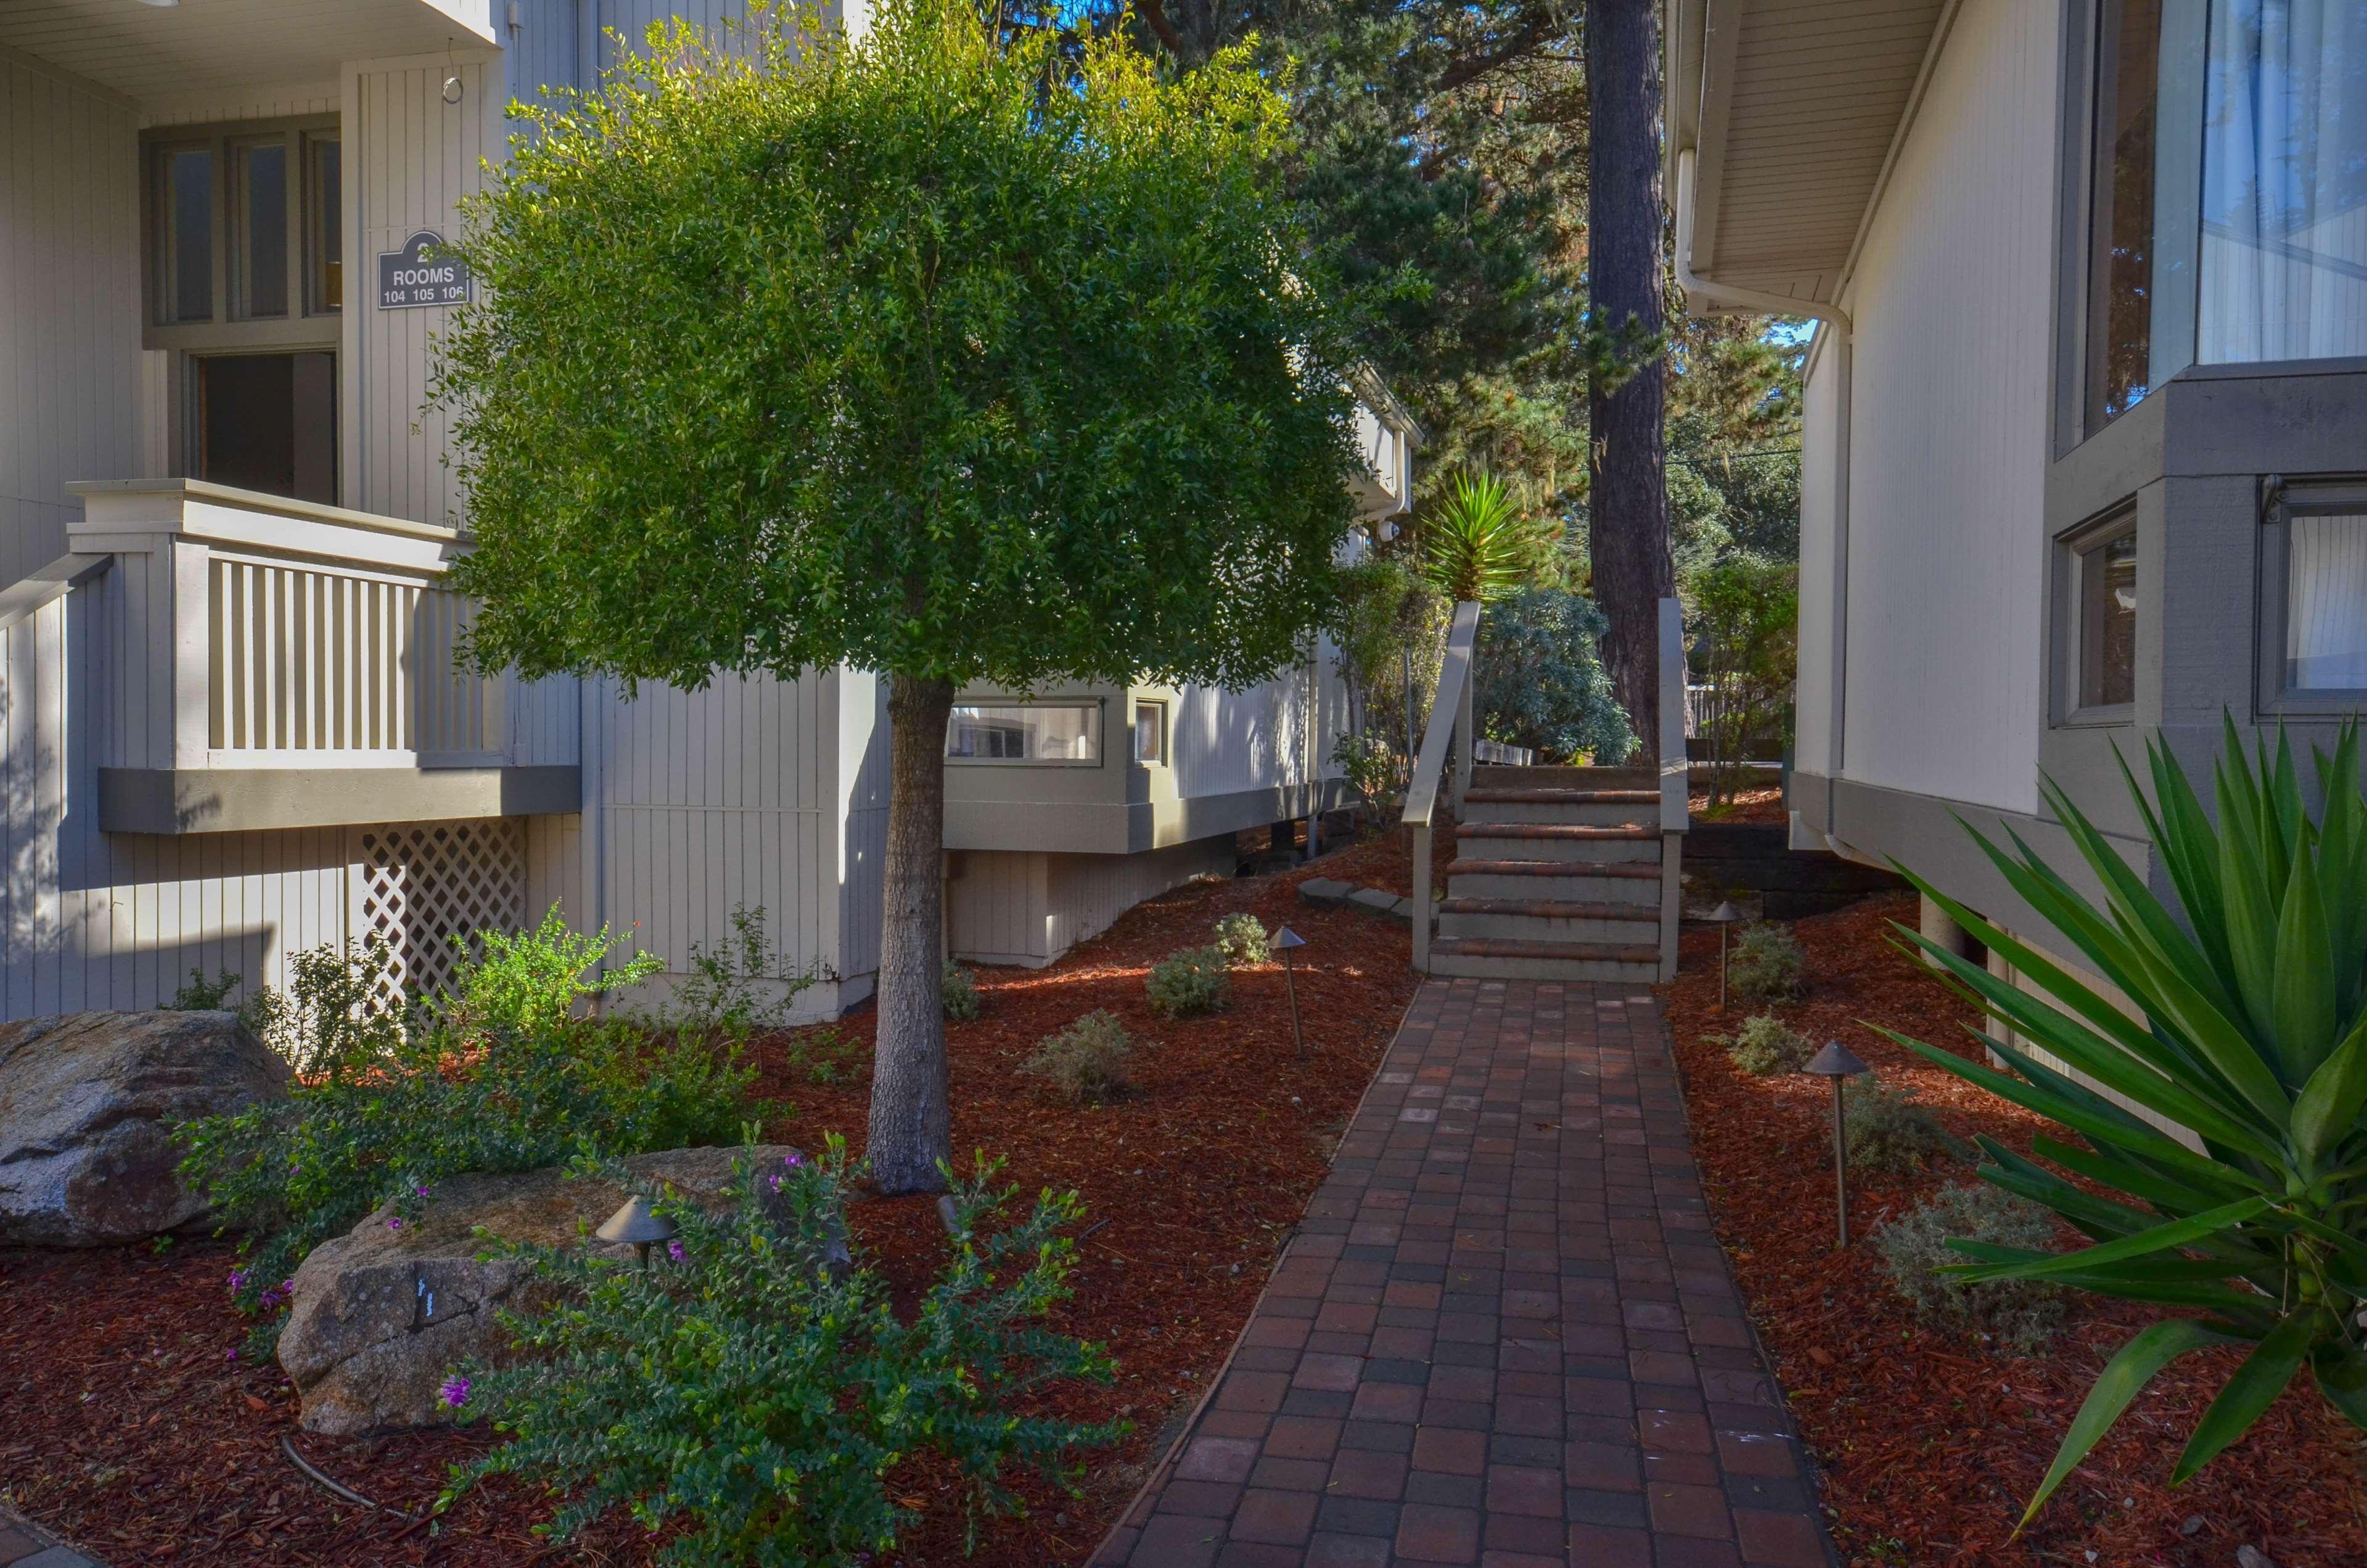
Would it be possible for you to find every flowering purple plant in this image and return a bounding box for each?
[415,1184,432,1199]
[440,1375,472,1410]
[667,1239,687,1265]
[228,1268,248,1292]
[387,1216,403,1231]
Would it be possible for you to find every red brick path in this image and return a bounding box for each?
[1094,980,1835,1568]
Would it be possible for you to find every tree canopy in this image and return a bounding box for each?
[439,0,1363,697]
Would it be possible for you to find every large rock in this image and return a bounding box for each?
[0,1010,291,1247]
[279,1144,803,1435]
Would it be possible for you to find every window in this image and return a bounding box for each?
[1132,700,1168,765]
[306,134,342,313]
[234,139,289,318]
[2087,0,2166,427]
[160,145,214,324]
[2083,1,2367,433]
[2262,482,2367,707]
[2075,521,2139,712]
[946,702,1101,763]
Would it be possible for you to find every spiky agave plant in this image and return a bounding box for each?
[1887,716,2367,1526]
[1418,470,1549,605]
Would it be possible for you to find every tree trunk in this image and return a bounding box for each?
[1585,0,1674,764]
[868,671,956,1194]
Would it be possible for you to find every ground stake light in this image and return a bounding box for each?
[1706,901,1742,1011]
[1802,1041,1871,1249]
[1272,926,1308,1061]
[596,1195,677,1273]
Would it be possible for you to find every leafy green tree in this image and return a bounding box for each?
[1688,554,1797,803]
[1891,721,2367,1523]
[435,0,1361,1192]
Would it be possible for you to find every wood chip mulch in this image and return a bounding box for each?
[0,829,1425,1568]
[1661,891,2367,1567]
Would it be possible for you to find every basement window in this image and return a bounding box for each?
[2074,519,2139,714]
[946,702,1101,764]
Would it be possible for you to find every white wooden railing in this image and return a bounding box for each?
[1405,599,1481,973]
[66,479,571,779]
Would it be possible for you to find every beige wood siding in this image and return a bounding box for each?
[948,837,1237,968]
[1795,339,1842,775]
[1837,0,2059,814]
[0,52,141,590]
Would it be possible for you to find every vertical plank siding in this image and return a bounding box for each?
[1832,0,2059,815]
[0,55,140,590]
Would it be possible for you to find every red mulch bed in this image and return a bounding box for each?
[1689,784,1789,824]
[0,832,1425,1567]
[1662,892,2367,1567]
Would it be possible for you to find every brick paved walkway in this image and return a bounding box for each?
[0,1507,102,1568]
[1094,980,1834,1568]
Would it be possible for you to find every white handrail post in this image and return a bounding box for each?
[1657,596,1687,982]
[1411,820,1433,972]
[1452,652,1473,814]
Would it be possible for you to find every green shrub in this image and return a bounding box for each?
[1841,1077,1971,1174]
[1020,1012,1134,1105]
[174,908,761,1331]
[444,1138,1126,1564]
[167,967,245,1012]
[942,959,982,1021]
[1212,913,1271,967]
[786,1025,864,1087]
[1725,1013,1813,1076]
[670,906,820,1036]
[1728,922,1806,1001]
[1146,946,1229,1019]
[1873,1182,2067,1357]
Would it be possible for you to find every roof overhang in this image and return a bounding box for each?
[1665,0,1953,314]
[1,0,497,105]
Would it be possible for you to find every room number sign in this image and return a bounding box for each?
[376,231,473,309]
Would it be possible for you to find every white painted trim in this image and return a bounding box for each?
[1832,0,1968,308]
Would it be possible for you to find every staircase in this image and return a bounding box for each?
[1428,765,1675,983]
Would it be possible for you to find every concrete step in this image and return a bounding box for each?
[1462,793,1657,828]
[1442,860,1662,904]
[1435,897,1660,945]
[1472,764,1657,790]
[1455,823,1661,864]
[1428,936,1662,983]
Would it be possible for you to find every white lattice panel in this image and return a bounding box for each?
[351,820,527,1007]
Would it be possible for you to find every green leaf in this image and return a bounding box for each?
[2017,1319,2232,1529]
[2271,844,2337,1083]
[1945,1195,2271,1285]
[2291,1009,2367,1166]
[2310,1342,2367,1432]
[2170,1308,2315,1484]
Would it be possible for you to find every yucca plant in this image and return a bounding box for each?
[1418,470,1549,605]
[1888,716,2367,1527]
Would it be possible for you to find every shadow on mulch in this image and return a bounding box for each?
[1661,892,2367,1567]
[0,831,1426,1568]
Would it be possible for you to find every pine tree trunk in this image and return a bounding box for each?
[1585,0,1674,764]
[867,671,955,1194]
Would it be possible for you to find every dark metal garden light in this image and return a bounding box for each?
[596,1195,677,1272]
[1707,901,1742,1010]
[1802,1041,1871,1249]
[1273,926,1308,1061]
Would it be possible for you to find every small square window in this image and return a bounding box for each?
[2077,525,2138,710]
[1132,701,1167,765]
[2286,509,2367,691]
[946,702,1101,763]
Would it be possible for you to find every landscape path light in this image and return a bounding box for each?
[1272,926,1308,1062]
[1802,1041,1871,1249]
[595,1194,677,1273]
[1705,901,1742,1011]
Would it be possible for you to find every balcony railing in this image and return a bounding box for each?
[64,479,576,833]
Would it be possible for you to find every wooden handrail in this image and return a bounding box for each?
[1404,600,1481,972]
[1659,596,1688,833]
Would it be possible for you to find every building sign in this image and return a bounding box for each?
[375,231,472,310]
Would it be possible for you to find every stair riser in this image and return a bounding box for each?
[1437,912,1660,944]
[1430,953,1662,983]
[1456,835,1660,865]
[1462,801,1655,828]
[1446,872,1660,905]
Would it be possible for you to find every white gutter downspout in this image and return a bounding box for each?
[1674,147,1854,850]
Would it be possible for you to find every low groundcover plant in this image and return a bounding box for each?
[1890,718,2367,1525]
[442,1136,1125,1566]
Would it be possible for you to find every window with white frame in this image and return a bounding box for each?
[945,702,1102,763]
[2261,482,2367,706]
[1131,700,1168,765]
